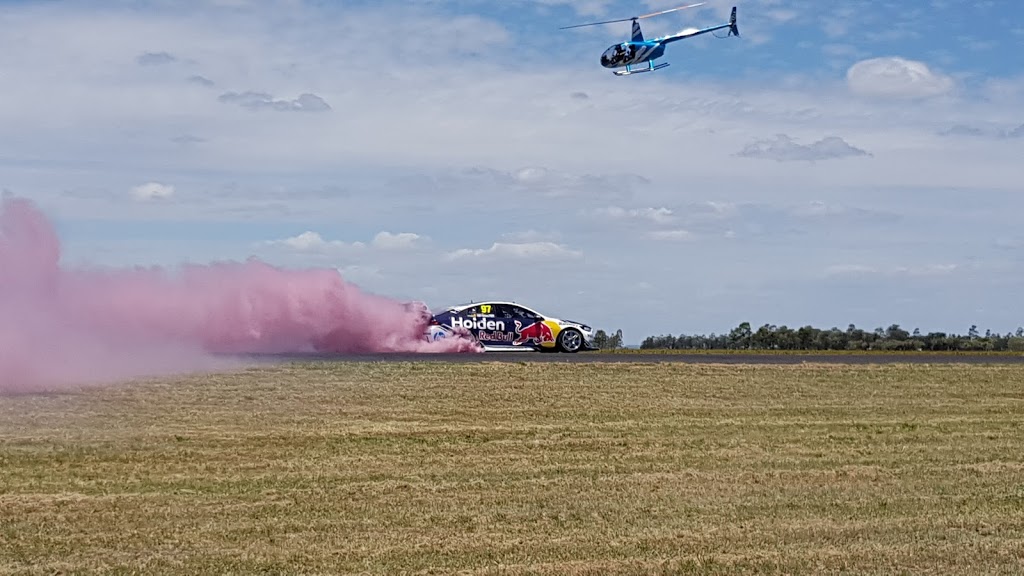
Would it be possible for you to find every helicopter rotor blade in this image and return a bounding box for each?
[558,2,706,29]
[634,2,708,20]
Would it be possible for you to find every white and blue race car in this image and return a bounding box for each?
[426,301,599,352]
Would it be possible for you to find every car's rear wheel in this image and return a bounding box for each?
[557,328,583,353]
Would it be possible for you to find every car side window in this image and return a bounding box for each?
[491,304,516,318]
[511,306,539,319]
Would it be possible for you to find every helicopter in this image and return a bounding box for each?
[560,3,739,76]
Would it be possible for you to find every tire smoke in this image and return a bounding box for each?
[0,196,479,394]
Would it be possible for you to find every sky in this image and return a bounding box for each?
[1,0,1022,344]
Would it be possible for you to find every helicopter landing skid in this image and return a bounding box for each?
[613,61,670,76]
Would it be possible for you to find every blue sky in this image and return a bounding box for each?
[1,0,1023,343]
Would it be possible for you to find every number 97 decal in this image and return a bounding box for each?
[480,305,492,314]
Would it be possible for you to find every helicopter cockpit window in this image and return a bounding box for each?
[609,44,633,64]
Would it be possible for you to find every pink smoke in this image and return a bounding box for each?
[0,196,480,394]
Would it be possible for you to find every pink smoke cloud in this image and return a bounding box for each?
[0,196,480,394]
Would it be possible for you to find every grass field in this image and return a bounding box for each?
[3,361,1024,574]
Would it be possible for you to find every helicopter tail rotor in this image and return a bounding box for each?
[728,6,739,37]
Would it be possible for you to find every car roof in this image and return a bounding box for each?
[446,301,538,312]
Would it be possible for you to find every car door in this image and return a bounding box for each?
[506,304,556,348]
[457,303,514,348]
[477,303,523,349]
[489,304,536,348]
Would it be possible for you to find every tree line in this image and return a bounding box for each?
[592,329,624,349]
[631,323,1024,352]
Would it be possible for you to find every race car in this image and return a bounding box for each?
[426,301,599,353]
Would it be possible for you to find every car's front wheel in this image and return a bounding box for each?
[557,328,583,353]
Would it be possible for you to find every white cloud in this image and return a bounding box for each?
[218,91,331,112]
[648,229,694,241]
[263,230,429,255]
[372,231,425,250]
[704,201,737,217]
[130,182,174,200]
[501,229,561,243]
[938,123,1024,139]
[284,231,333,251]
[136,51,175,66]
[513,167,550,182]
[823,264,877,276]
[447,167,649,202]
[825,263,959,277]
[187,75,215,87]
[592,206,674,224]
[791,201,850,217]
[846,56,955,99]
[444,241,582,262]
[263,231,362,253]
[896,264,959,276]
[736,134,871,162]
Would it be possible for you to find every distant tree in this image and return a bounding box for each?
[886,324,910,341]
[753,324,776,349]
[729,322,753,349]
[608,329,624,349]
[595,329,623,349]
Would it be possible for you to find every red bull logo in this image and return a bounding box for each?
[514,320,554,345]
[478,330,514,343]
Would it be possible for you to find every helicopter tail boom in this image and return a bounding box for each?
[660,6,738,43]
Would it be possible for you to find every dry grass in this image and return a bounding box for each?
[2,361,1024,575]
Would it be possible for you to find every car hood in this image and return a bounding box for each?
[552,318,591,330]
